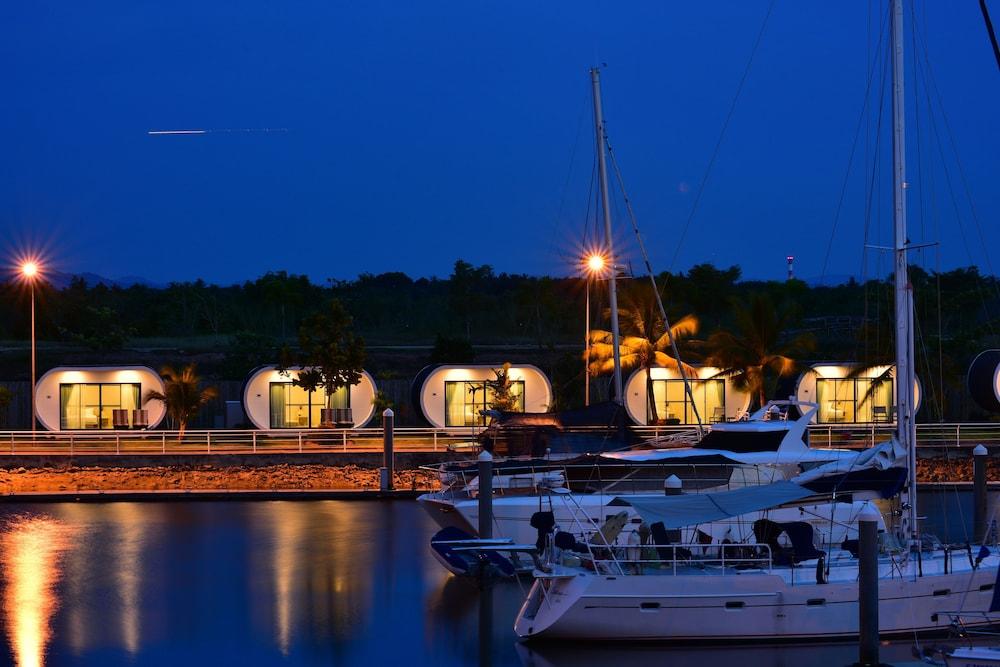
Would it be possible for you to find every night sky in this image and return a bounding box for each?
[2,1,998,285]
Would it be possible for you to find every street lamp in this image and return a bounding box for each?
[582,252,608,406]
[20,261,40,438]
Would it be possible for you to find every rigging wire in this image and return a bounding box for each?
[859,30,892,367]
[909,1,948,423]
[668,0,777,272]
[604,134,705,433]
[820,2,891,285]
[912,22,1000,311]
[913,43,998,337]
[981,0,1000,72]
[553,92,591,243]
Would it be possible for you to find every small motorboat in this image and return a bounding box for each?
[429,526,537,580]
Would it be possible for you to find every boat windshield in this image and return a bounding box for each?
[694,429,787,453]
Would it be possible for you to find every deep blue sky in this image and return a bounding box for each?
[2,1,998,285]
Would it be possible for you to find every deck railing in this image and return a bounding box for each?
[0,422,998,456]
[585,541,774,577]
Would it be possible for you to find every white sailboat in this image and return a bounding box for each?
[513,0,1000,641]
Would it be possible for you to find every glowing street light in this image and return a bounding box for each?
[21,262,38,278]
[586,253,606,275]
[581,250,608,406]
[19,260,41,438]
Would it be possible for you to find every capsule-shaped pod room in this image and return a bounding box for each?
[795,363,922,424]
[622,365,753,425]
[242,365,378,429]
[412,364,552,429]
[968,350,1000,414]
[35,366,167,431]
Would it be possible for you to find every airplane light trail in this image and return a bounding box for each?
[147,128,288,135]
[148,129,207,135]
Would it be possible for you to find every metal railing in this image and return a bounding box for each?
[585,541,774,577]
[0,427,473,456]
[1,422,998,456]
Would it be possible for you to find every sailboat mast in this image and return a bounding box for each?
[591,67,625,405]
[890,0,918,541]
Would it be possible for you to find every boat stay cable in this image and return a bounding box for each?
[667,0,777,273]
[981,0,1000,72]
[911,7,1000,311]
[820,1,891,285]
[604,137,704,435]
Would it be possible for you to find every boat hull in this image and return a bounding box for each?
[515,562,1000,641]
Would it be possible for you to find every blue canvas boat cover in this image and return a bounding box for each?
[613,481,816,529]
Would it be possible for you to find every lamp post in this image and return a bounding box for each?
[21,261,39,439]
[583,252,607,406]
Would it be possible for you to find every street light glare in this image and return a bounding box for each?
[586,254,606,273]
[21,261,39,278]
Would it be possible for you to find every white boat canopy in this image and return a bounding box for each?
[611,481,815,529]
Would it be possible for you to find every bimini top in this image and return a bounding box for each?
[611,438,909,529]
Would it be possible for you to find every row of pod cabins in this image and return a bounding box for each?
[32,364,553,432]
[30,353,1000,432]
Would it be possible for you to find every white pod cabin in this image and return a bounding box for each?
[34,366,166,431]
[242,366,377,429]
[412,364,552,429]
[795,363,922,424]
[622,366,752,425]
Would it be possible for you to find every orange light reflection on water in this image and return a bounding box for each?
[1,516,77,667]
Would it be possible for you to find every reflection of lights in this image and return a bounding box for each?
[272,502,306,656]
[1,516,76,667]
[111,504,144,655]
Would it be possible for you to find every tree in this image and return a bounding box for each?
[485,362,520,412]
[278,299,366,421]
[586,283,699,423]
[257,271,311,340]
[681,264,741,328]
[143,365,218,438]
[371,390,395,424]
[222,330,278,380]
[0,386,11,428]
[704,293,815,409]
[448,259,494,340]
[429,334,475,364]
[61,305,135,351]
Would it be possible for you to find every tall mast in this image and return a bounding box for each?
[890,0,918,541]
[591,67,624,405]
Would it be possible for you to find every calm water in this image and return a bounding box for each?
[0,492,990,666]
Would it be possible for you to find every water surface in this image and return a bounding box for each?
[0,490,987,666]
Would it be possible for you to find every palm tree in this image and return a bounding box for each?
[704,293,815,410]
[143,364,218,438]
[486,362,520,412]
[586,284,700,423]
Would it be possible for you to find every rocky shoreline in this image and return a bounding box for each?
[0,457,993,496]
[0,463,437,494]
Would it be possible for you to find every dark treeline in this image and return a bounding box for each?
[1,261,998,419]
